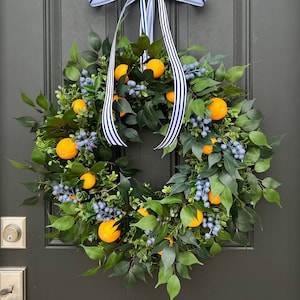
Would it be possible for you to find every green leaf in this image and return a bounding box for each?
[109,261,130,277]
[244,147,260,166]
[147,199,164,215]
[249,131,270,147]
[215,62,226,82]
[225,65,248,83]
[88,29,102,52]
[161,247,176,273]
[167,275,181,300]
[155,266,173,288]
[131,264,146,282]
[160,196,183,205]
[187,44,206,51]
[48,215,75,231]
[262,177,281,189]
[124,272,136,288]
[263,188,281,207]
[219,173,238,196]
[192,78,220,93]
[178,251,202,266]
[210,242,222,256]
[180,206,195,228]
[233,231,248,245]
[81,245,105,260]
[70,161,86,175]
[190,99,205,117]
[136,34,150,50]
[56,202,77,215]
[220,186,233,216]
[36,93,49,110]
[15,116,37,128]
[132,215,158,230]
[180,55,197,65]
[31,147,46,164]
[178,230,199,247]
[81,50,98,63]
[82,265,101,276]
[104,252,123,270]
[8,159,32,170]
[216,229,232,241]
[20,90,35,107]
[255,158,271,173]
[176,263,191,280]
[65,66,81,81]
[90,161,107,173]
[69,41,79,63]
[208,152,222,168]
[148,38,163,57]
[22,196,39,205]
[124,128,142,143]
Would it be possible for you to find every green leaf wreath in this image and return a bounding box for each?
[13,30,282,299]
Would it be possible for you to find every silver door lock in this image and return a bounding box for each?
[3,224,21,243]
[0,217,26,249]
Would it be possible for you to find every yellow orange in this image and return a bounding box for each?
[137,207,149,217]
[98,219,121,243]
[55,138,78,160]
[146,59,165,79]
[72,99,87,114]
[165,91,175,103]
[80,173,96,189]
[114,64,129,83]
[208,190,221,205]
[206,97,228,120]
[188,210,204,227]
[202,137,218,155]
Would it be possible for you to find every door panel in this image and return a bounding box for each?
[1,0,299,299]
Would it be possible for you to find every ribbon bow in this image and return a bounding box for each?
[89,0,206,149]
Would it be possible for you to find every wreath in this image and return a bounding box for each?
[13,30,282,299]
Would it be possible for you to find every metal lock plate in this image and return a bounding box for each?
[0,217,26,249]
[0,267,26,300]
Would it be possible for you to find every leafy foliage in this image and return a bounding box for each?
[13,30,282,299]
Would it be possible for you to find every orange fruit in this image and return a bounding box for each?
[206,97,228,120]
[146,59,165,79]
[208,190,221,205]
[137,207,149,217]
[98,219,121,243]
[72,99,87,114]
[114,64,129,83]
[202,137,218,155]
[113,95,126,117]
[188,210,204,227]
[165,91,175,103]
[80,173,96,189]
[56,138,78,160]
[158,237,174,255]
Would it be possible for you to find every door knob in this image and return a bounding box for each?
[0,285,13,296]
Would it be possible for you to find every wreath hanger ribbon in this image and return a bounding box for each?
[89,0,206,149]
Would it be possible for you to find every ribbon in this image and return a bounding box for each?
[89,0,206,149]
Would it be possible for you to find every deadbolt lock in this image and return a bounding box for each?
[3,224,22,243]
[0,217,26,249]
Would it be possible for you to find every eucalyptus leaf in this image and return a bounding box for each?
[155,266,173,288]
[167,275,181,300]
[177,251,202,266]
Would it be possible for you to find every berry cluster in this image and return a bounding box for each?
[182,62,206,81]
[75,130,97,151]
[80,69,95,95]
[194,177,211,208]
[144,230,156,245]
[126,80,147,98]
[52,184,79,203]
[190,115,212,137]
[93,201,122,222]
[202,213,222,239]
[221,140,246,161]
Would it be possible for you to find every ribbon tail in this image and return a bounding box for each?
[101,0,136,147]
[154,0,187,150]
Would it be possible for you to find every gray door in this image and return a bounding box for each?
[0,0,299,299]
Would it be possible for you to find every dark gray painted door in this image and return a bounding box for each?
[0,0,299,299]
